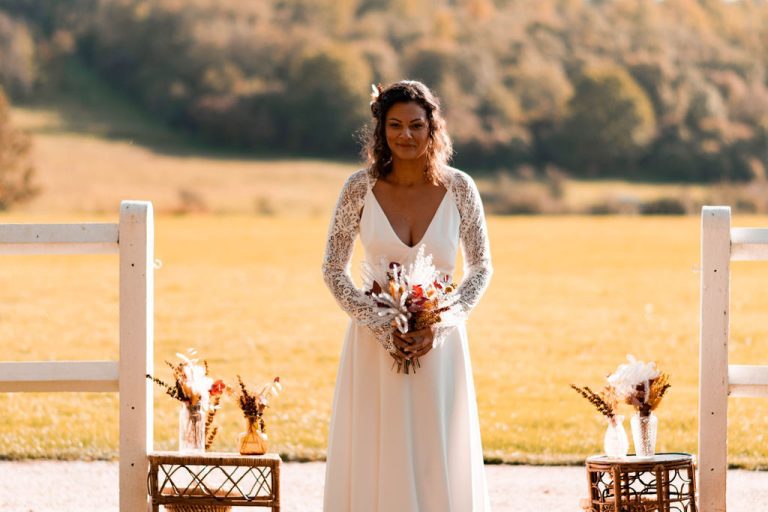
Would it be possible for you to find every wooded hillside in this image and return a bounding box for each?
[2,0,768,181]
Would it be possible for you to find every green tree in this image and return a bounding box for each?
[553,65,657,177]
[404,43,456,92]
[283,43,372,154]
[0,12,36,98]
[0,87,38,209]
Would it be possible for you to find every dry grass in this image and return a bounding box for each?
[10,107,355,216]
[562,180,709,211]
[477,173,717,215]
[1,213,768,467]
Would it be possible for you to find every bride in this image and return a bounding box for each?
[321,80,493,511]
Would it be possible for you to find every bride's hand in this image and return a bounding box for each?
[392,332,414,360]
[401,326,436,359]
[389,334,411,371]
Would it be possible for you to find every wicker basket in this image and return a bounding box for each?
[164,505,231,512]
[161,488,232,512]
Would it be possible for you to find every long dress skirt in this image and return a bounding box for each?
[322,320,492,511]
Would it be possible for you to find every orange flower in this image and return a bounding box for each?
[210,379,227,396]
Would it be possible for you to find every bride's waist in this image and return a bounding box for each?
[361,259,455,274]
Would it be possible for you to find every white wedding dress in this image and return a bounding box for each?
[322,168,493,512]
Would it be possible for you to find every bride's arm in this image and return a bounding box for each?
[321,171,394,352]
[453,171,493,318]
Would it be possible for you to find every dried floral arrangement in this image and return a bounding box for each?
[570,384,618,421]
[364,245,460,374]
[236,375,282,435]
[146,349,228,449]
[572,355,671,420]
[608,355,671,416]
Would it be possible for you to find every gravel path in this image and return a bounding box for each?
[1,461,766,511]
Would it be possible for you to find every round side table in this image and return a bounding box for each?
[584,453,697,512]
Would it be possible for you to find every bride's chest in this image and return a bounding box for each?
[375,189,446,244]
[359,188,461,266]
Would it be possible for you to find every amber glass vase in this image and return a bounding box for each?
[237,415,268,455]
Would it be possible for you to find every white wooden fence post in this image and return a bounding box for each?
[699,206,731,512]
[0,201,155,509]
[119,201,154,511]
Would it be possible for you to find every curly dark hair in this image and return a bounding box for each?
[361,80,453,185]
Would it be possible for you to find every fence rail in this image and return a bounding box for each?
[0,361,119,392]
[730,227,768,261]
[0,223,119,254]
[728,365,768,398]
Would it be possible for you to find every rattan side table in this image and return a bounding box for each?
[148,451,281,511]
[584,453,697,512]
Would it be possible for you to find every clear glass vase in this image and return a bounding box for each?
[238,415,269,455]
[179,403,205,453]
[603,415,629,458]
[631,411,658,458]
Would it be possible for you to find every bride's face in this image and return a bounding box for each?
[385,102,430,163]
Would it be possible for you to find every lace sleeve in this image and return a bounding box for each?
[452,170,493,318]
[321,170,394,352]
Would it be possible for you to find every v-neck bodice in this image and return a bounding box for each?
[360,186,460,274]
[369,187,450,248]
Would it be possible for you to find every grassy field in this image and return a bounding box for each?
[1,212,768,467]
[12,105,356,217]
[2,84,768,467]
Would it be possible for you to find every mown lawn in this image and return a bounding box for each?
[1,213,767,467]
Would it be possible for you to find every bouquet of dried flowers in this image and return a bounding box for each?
[364,245,460,374]
[146,349,228,449]
[236,375,281,436]
[608,355,671,417]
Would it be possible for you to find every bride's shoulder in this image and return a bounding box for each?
[340,169,374,194]
[347,168,372,183]
[444,167,478,193]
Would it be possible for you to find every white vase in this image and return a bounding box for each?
[603,415,629,458]
[631,411,658,458]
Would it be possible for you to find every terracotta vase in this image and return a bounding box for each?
[238,415,268,455]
